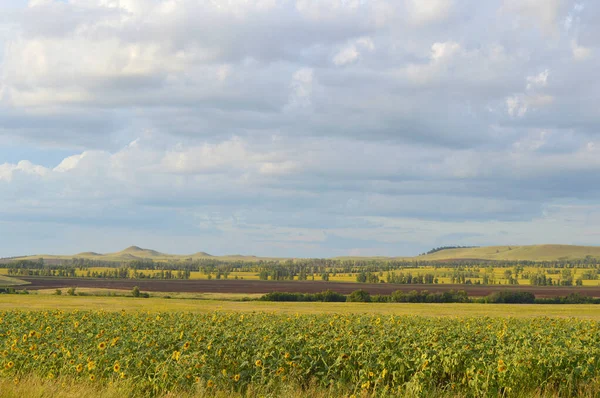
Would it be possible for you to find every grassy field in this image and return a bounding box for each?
[1,294,600,318]
[418,244,600,261]
[0,275,28,287]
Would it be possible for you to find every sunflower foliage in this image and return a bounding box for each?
[0,311,599,397]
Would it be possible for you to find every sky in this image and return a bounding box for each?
[0,0,599,258]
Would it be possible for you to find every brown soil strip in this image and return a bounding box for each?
[16,277,600,298]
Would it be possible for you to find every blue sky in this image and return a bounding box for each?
[0,0,599,257]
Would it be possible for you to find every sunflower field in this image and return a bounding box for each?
[1,310,599,397]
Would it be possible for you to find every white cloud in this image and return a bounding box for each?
[502,0,564,35]
[332,37,375,66]
[407,0,453,24]
[0,160,48,181]
[286,68,314,109]
[571,40,591,61]
[526,69,549,90]
[333,45,359,66]
[506,94,553,117]
[1,0,600,256]
[431,41,461,61]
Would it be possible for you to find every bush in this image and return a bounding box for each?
[132,286,141,297]
[55,289,62,296]
[347,290,371,303]
[390,290,469,303]
[485,291,535,304]
[314,290,346,302]
[66,287,76,296]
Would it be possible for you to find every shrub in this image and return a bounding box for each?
[485,291,535,304]
[347,290,371,303]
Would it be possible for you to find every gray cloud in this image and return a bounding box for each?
[0,0,599,256]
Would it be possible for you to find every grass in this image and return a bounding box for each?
[0,275,28,287]
[2,374,599,398]
[33,288,262,301]
[1,294,600,318]
[0,375,355,398]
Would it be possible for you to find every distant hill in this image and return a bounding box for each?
[190,252,213,258]
[417,245,600,261]
[3,244,600,263]
[4,246,277,263]
[111,246,166,258]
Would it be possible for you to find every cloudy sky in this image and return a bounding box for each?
[0,0,598,257]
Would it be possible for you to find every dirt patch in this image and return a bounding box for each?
[17,277,600,298]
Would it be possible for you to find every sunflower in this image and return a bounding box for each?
[171,351,181,361]
[206,380,214,388]
[76,364,83,373]
[255,359,263,367]
[113,363,121,372]
[497,359,507,373]
[89,374,95,381]
[5,361,14,369]
[233,374,240,382]
[183,342,190,350]
[87,361,96,371]
[97,342,107,350]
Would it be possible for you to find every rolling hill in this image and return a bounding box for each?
[3,244,600,263]
[2,246,278,263]
[416,245,600,261]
